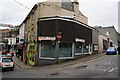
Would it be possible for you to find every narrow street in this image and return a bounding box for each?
[0,0,120,80]
[2,54,118,78]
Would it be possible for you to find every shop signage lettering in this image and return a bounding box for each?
[94,45,98,50]
[75,38,85,43]
[38,37,56,41]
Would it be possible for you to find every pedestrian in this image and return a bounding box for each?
[24,56,28,65]
[117,46,120,55]
[19,56,22,61]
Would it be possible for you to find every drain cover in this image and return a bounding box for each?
[50,73,59,75]
[76,65,88,69]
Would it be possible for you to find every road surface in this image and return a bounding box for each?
[2,54,118,78]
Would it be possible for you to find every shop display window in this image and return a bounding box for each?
[75,42,83,55]
[40,41,55,58]
[59,42,72,58]
[83,44,89,53]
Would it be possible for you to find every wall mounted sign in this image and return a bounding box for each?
[38,37,56,41]
[75,38,85,43]
[2,29,11,33]
[20,39,24,42]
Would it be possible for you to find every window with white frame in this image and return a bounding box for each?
[59,42,72,58]
[40,40,55,58]
[83,44,89,53]
[75,42,83,55]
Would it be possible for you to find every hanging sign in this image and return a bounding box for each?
[0,24,13,27]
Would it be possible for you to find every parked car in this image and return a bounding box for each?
[0,57,15,71]
[106,47,117,55]
[0,51,8,57]
[0,50,13,57]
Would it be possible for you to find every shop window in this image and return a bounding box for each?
[61,0,74,11]
[59,42,72,58]
[83,44,89,53]
[75,42,83,55]
[40,41,55,58]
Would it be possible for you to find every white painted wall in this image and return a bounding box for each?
[5,38,16,45]
[98,35,113,53]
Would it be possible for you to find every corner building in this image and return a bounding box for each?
[22,0,99,66]
[37,16,98,65]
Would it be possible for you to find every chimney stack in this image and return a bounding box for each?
[47,0,62,7]
[73,0,78,2]
[73,0,79,12]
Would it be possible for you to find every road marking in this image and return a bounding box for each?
[99,68,105,71]
[109,68,114,72]
[108,62,111,65]
[86,67,89,68]
[103,69,106,72]
[14,63,24,69]
[65,55,106,68]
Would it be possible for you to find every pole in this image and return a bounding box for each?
[55,40,59,64]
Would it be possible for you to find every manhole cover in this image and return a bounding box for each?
[95,65,98,66]
[76,65,88,69]
[50,73,59,75]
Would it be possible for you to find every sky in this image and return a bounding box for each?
[0,0,119,32]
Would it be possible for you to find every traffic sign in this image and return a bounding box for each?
[57,34,62,40]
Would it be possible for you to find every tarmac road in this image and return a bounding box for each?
[2,54,118,78]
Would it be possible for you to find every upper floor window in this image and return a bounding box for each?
[61,0,74,11]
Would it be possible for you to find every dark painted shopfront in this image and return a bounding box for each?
[37,17,96,65]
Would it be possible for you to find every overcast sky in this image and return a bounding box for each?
[0,0,119,32]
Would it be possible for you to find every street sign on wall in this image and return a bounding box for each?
[75,38,85,43]
[20,39,24,41]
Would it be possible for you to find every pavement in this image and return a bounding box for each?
[40,53,106,69]
[13,53,106,69]
[13,56,32,69]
